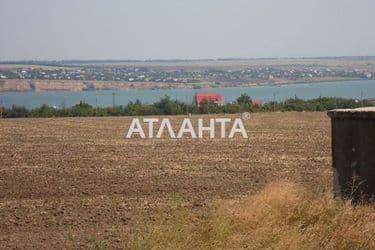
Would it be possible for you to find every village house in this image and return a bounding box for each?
[194,92,223,106]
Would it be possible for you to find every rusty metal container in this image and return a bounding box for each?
[327,107,375,203]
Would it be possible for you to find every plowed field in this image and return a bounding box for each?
[0,112,332,248]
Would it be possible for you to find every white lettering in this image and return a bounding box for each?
[198,118,215,138]
[126,118,145,138]
[125,117,249,139]
[215,118,231,138]
[143,118,159,138]
[177,118,197,138]
[156,118,176,138]
[228,118,248,138]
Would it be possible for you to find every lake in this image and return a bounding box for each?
[1,80,375,108]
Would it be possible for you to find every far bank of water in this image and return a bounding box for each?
[0,80,374,108]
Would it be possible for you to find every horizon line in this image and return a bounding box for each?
[1,55,375,64]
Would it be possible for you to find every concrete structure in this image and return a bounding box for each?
[327,107,375,203]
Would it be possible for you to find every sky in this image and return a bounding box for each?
[0,0,374,60]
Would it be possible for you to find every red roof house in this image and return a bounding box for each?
[251,99,263,107]
[195,92,223,105]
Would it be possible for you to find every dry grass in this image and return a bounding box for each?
[130,181,375,250]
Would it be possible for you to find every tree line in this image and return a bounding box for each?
[0,94,373,118]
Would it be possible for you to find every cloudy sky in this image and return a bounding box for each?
[0,0,374,60]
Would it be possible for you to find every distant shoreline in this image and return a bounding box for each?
[0,77,368,93]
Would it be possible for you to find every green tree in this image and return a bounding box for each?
[31,104,56,117]
[70,101,94,116]
[154,96,184,115]
[6,105,29,118]
[236,93,252,105]
[199,100,221,114]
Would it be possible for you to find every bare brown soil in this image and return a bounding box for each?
[0,112,332,248]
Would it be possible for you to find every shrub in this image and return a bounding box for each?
[70,101,94,117]
[1,96,374,118]
[31,104,56,117]
[5,105,29,118]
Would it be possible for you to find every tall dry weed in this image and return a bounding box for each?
[130,181,375,249]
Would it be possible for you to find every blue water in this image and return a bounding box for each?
[0,80,374,108]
